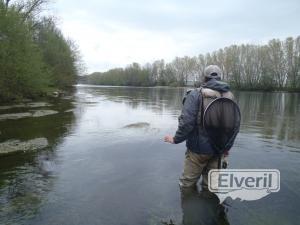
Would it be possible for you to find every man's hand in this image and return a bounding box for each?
[164,135,174,144]
[224,150,229,157]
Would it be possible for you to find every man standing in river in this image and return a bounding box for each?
[164,65,234,190]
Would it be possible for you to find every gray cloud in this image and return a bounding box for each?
[55,0,300,72]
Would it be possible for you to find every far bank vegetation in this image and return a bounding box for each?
[86,36,300,91]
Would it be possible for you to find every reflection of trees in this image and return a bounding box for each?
[81,86,186,115]
[0,98,76,223]
[235,91,300,144]
[82,86,300,145]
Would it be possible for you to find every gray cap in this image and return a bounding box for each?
[204,65,222,80]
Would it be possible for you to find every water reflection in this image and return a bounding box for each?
[76,85,185,115]
[78,86,300,150]
[181,187,229,225]
[0,85,299,225]
[0,152,56,223]
[0,97,76,223]
[236,91,300,149]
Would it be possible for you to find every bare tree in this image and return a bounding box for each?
[4,0,49,21]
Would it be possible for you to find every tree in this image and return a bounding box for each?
[0,0,81,101]
[86,35,300,91]
[35,17,79,88]
[0,1,49,100]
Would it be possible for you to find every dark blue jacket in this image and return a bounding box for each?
[173,79,231,154]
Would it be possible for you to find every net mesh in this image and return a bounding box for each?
[203,97,241,153]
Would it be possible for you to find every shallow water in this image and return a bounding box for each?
[0,85,299,225]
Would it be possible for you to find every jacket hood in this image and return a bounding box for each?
[202,79,230,93]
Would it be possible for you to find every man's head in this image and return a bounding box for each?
[204,65,222,82]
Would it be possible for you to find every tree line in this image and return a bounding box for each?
[87,36,300,91]
[0,0,82,102]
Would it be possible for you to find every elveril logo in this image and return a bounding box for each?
[208,169,280,203]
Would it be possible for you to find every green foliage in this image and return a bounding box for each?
[88,63,153,87]
[35,18,78,88]
[0,2,48,100]
[0,1,80,102]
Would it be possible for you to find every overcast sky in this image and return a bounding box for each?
[53,0,300,73]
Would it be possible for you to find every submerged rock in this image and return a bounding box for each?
[27,102,53,108]
[0,110,58,121]
[0,102,52,110]
[122,122,151,129]
[0,104,26,110]
[31,110,58,117]
[0,138,49,155]
[52,91,66,97]
[0,112,32,120]
[121,122,160,134]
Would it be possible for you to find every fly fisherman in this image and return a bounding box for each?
[164,65,235,190]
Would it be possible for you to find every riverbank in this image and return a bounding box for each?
[0,1,80,104]
[0,88,74,104]
[78,83,300,93]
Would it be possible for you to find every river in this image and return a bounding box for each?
[0,85,299,225]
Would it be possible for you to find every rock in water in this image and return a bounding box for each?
[31,110,58,117]
[0,138,49,155]
[27,102,53,108]
[0,110,58,121]
[0,112,32,120]
[122,122,150,129]
[0,102,52,110]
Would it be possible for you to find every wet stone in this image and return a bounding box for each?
[0,138,49,155]
[0,113,32,120]
[0,102,52,110]
[0,110,58,121]
[122,122,151,129]
[31,110,58,117]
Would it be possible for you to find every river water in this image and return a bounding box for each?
[0,85,299,225]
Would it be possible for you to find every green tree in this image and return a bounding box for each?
[0,0,81,101]
[35,18,78,88]
[0,2,49,101]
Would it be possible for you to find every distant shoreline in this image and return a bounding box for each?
[76,83,300,93]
